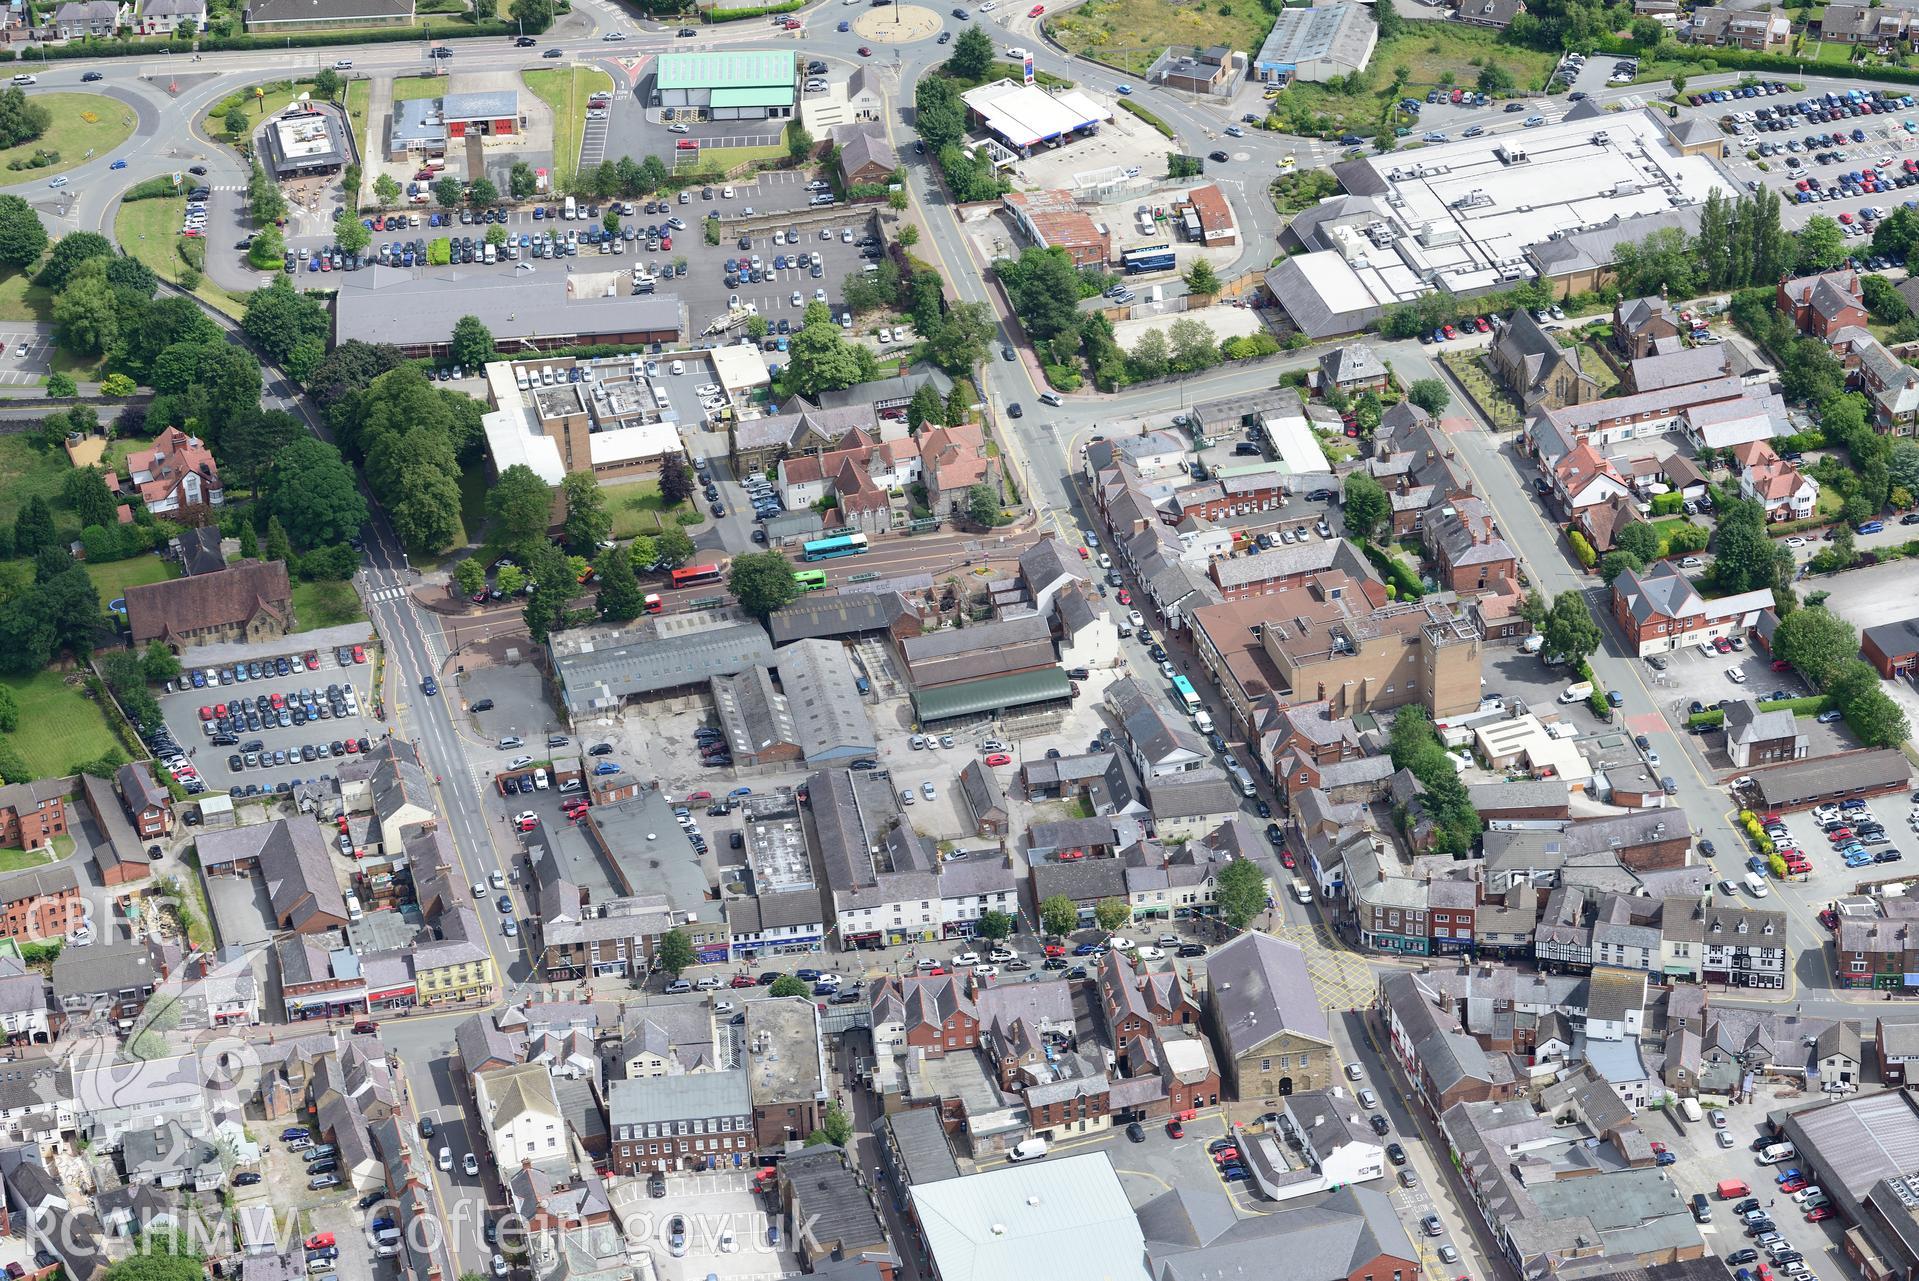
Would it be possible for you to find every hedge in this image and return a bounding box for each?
[1117,98,1175,139]
[1687,694,1834,727]
[121,175,181,202]
[1362,543,1424,600]
[703,0,803,19]
[0,18,512,59]
[1599,34,1919,91]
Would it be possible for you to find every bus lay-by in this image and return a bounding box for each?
[802,533,871,561]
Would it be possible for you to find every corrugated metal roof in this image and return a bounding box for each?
[656,50,795,91]
[912,668,1070,722]
[711,85,796,108]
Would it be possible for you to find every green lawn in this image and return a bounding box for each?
[1047,0,1278,76]
[1816,484,1844,517]
[602,477,696,541]
[201,80,335,142]
[0,93,137,180]
[292,579,368,629]
[677,143,788,179]
[392,75,449,104]
[521,66,614,190]
[0,270,53,325]
[1575,342,1618,395]
[113,196,244,319]
[0,846,54,873]
[0,669,118,780]
[84,554,178,606]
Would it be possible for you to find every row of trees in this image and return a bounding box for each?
[1386,706,1484,856]
[1771,607,1910,747]
[334,363,486,555]
[915,75,1009,204]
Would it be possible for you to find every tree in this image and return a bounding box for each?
[1614,521,1663,563]
[333,210,370,255]
[521,542,576,643]
[659,454,695,508]
[487,464,554,553]
[900,224,921,248]
[785,313,867,396]
[267,437,368,549]
[433,176,464,208]
[1128,329,1169,380]
[264,515,292,566]
[1406,378,1449,415]
[560,472,612,557]
[1342,473,1388,541]
[1772,605,1857,687]
[806,1101,853,1148]
[508,162,538,200]
[62,466,116,530]
[1093,898,1130,933]
[977,909,1014,941]
[312,67,343,101]
[786,123,814,165]
[241,277,329,366]
[655,928,695,977]
[469,177,499,207]
[1476,62,1517,96]
[768,975,808,998]
[1040,894,1077,938]
[593,545,645,619]
[0,196,46,269]
[966,483,1002,527]
[1182,257,1223,299]
[451,315,494,371]
[1600,549,1646,584]
[998,246,1083,342]
[246,161,287,226]
[0,686,16,733]
[1864,274,1911,325]
[1847,689,1910,748]
[390,464,462,554]
[13,496,53,557]
[496,564,526,596]
[1542,591,1602,665]
[923,301,995,374]
[947,24,996,80]
[907,382,946,431]
[374,173,402,206]
[1518,588,1548,632]
[728,551,801,618]
[1612,225,1701,299]
[655,526,696,568]
[51,258,117,356]
[224,105,250,142]
[454,558,487,598]
[1712,498,1792,596]
[510,0,555,31]
[1797,215,1849,273]
[223,407,303,495]
[1215,857,1266,928]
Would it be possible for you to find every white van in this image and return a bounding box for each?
[1008,1138,1049,1162]
[344,893,363,922]
[1557,681,1594,704]
[1521,634,1545,655]
[563,195,577,220]
[514,366,530,390]
[1679,1098,1704,1123]
[1744,872,1770,898]
[1292,882,1314,904]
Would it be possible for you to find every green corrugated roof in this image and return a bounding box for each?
[710,85,796,108]
[913,668,1072,723]
[656,50,796,91]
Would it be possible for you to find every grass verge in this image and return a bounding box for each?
[343,77,372,159]
[392,74,448,104]
[0,846,54,873]
[1273,26,1556,137]
[113,196,245,319]
[0,669,117,779]
[0,270,53,324]
[521,66,614,190]
[292,579,368,629]
[0,435,72,528]
[0,93,137,179]
[601,477,696,540]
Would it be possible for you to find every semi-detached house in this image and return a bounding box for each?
[1611,559,1773,657]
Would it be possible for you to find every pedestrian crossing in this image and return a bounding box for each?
[366,586,409,603]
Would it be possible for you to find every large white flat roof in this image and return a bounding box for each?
[961,79,1109,149]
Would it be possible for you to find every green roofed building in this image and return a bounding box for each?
[652,50,797,120]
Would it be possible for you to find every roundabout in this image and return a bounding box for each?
[853,4,943,42]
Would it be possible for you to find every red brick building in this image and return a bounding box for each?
[870,974,980,1055]
[113,763,171,838]
[1777,269,1869,339]
[0,864,83,941]
[0,780,69,851]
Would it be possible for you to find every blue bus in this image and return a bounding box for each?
[1123,244,1175,275]
[801,533,871,561]
[1171,673,1201,712]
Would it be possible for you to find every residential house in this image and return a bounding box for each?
[114,427,223,516]
[0,780,69,852]
[1736,442,1820,520]
[1379,971,1521,1118]
[1684,5,1791,48]
[1822,2,1914,45]
[136,0,205,32]
[834,122,898,186]
[1489,309,1598,413]
[744,997,826,1149]
[1421,495,1516,595]
[919,423,998,517]
[1575,493,1649,556]
[1778,269,1869,339]
[474,1063,566,1171]
[52,0,126,36]
[1611,558,1774,656]
[112,763,171,838]
[1721,699,1809,768]
[1551,441,1633,514]
[1614,295,1683,359]
[1317,344,1390,396]
[0,864,81,943]
[1699,902,1788,989]
[1854,336,1919,434]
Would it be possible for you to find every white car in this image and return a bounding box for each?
[1698,642,1716,658]
[718,1230,738,1254]
[490,869,506,889]
[1726,668,1748,683]
[1679,556,1703,569]
[437,1148,452,1172]
[695,383,721,396]
[791,291,804,307]
[1128,610,1144,628]
[47,176,67,188]
[814,287,827,302]
[1006,46,1028,58]
[989,947,1016,962]
[1137,946,1164,960]
[1109,935,1136,951]
[1791,1186,1824,1204]
[952,951,980,966]
[471,881,486,898]
[973,963,1000,978]
[491,1256,507,1278]
[514,810,537,825]
[463,1153,480,1176]
[1785,536,1808,548]
[506,754,533,769]
[1645,750,1660,767]
[668,123,690,134]
[721,186,735,198]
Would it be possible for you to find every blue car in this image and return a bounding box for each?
[729,786,752,798]
[1117,84,1132,95]
[593,761,619,775]
[838,18,849,27]
[109,158,126,170]
[308,257,321,272]
[1747,855,1767,874]
[1860,520,1886,534]
[421,676,438,696]
[1073,942,1099,956]
[1656,1150,1677,1166]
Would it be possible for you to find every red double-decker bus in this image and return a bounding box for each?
[670,563,725,589]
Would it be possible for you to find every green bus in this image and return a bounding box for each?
[792,568,829,592]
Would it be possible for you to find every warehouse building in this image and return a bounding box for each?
[1251,3,1377,84]
[651,50,796,120]
[333,274,683,359]
[551,610,775,717]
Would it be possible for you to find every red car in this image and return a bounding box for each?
[1806,1208,1835,1223]
[1828,828,1855,843]
[1166,1120,1184,1138]
[198,706,213,720]
[676,139,700,149]
[306,1235,335,1251]
[730,974,758,989]
[1473,316,1490,333]
[1117,589,1132,605]
[1281,850,1296,868]
[1779,1177,1808,1194]
[858,44,872,55]
[1771,658,1792,671]
[686,789,713,801]
[1212,1146,1239,1163]
[1442,324,1457,339]
[1078,546,1089,559]
[1029,3,1045,12]
[1043,944,1066,957]
[985,752,1012,766]
[352,645,366,663]
[1840,211,1855,224]
[924,965,946,975]
[352,1020,378,1034]
[1818,908,1839,930]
